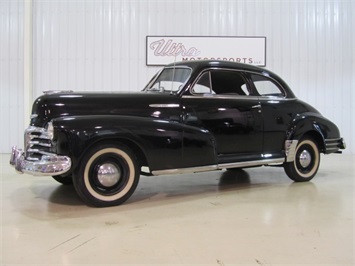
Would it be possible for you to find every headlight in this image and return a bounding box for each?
[46,121,54,140]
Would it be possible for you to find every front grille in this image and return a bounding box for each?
[25,126,54,161]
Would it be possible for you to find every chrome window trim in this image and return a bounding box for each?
[186,67,288,99]
[144,66,192,93]
[248,72,287,98]
[182,94,296,101]
[182,94,258,100]
[189,67,251,97]
[191,71,213,95]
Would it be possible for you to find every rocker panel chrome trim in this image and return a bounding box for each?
[219,158,284,169]
[152,165,218,176]
[151,158,284,176]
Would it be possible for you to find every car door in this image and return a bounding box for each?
[247,73,296,158]
[181,69,263,164]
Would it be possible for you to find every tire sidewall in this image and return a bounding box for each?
[294,139,320,179]
[284,137,320,182]
[74,143,140,207]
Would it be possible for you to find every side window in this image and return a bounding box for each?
[241,84,249,95]
[250,74,285,97]
[192,70,250,96]
[192,71,213,94]
[210,70,249,96]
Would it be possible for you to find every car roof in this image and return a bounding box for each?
[165,60,295,98]
[166,60,265,73]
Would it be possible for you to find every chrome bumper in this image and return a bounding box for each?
[10,146,71,176]
[325,138,346,154]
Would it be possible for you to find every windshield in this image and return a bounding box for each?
[144,67,191,93]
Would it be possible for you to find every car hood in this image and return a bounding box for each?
[30,91,181,127]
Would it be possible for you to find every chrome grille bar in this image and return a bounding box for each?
[24,126,53,158]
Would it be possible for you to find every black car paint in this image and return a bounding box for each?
[29,61,342,176]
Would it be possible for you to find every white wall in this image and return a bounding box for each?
[1,0,354,153]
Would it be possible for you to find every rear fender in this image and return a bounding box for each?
[286,112,340,153]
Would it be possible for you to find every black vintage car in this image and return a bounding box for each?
[10,60,345,207]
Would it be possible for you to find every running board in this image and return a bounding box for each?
[151,158,285,176]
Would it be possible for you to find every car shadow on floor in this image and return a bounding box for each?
[17,168,256,208]
[47,184,83,206]
[36,168,289,208]
[8,167,320,222]
[218,168,251,188]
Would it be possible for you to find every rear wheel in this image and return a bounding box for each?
[73,143,140,207]
[284,137,320,182]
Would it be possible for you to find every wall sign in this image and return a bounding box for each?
[146,36,266,66]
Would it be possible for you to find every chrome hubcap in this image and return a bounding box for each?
[299,150,312,168]
[97,163,121,187]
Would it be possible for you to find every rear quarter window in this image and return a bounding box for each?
[250,74,285,97]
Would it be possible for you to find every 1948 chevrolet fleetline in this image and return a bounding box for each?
[10,60,346,207]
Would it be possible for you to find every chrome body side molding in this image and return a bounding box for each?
[151,158,284,176]
[152,165,218,176]
[149,103,180,108]
[218,158,284,169]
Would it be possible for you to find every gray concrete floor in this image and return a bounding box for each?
[1,153,354,265]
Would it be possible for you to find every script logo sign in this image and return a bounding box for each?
[146,36,266,66]
[149,38,201,57]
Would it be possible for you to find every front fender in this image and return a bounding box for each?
[51,115,216,173]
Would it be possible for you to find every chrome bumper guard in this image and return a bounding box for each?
[325,138,346,154]
[10,146,71,176]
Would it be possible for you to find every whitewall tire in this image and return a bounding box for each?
[73,143,140,207]
[284,137,320,182]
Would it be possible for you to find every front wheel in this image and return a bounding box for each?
[284,137,320,182]
[73,143,140,207]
